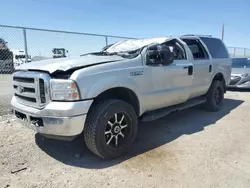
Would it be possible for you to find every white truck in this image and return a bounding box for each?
[11,35,232,159]
[11,49,32,68]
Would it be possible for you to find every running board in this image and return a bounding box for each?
[140,97,206,122]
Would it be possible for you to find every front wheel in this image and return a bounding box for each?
[204,80,224,112]
[84,99,138,159]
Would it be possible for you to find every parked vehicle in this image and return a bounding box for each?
[11,35,232,159]
[228,57,250,88]
[0,38,14,73]
[0,37,8,50]
[52,48,68,58]
[11,49,32,68]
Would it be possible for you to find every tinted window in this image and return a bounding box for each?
[15,55,26,59]
[232,58,250,68]
[200,37,229,58]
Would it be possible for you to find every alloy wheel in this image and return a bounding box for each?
[104,112,132,149]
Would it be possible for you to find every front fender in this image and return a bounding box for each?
[86,76,141,99]
[71,68,143,113]
[70,56,144,114]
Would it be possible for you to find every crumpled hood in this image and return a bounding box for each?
[17,54,124,74]
[231,68,250,75]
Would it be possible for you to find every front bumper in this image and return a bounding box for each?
[228,76,250,89]
[227,84,250,89]
[11,96,93,137]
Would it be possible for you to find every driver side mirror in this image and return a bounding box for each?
[146,44,173,65]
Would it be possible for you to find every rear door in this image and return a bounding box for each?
[181,37,212,98]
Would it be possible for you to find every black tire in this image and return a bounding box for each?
[204,80,224,112]
[84,99,138,159]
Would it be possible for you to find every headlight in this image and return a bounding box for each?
[50,79,80,101]
[242,73,250,77]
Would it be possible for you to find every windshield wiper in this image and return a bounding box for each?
[80,51,117,57]
[80,50,138,58]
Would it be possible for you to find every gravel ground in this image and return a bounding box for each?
[1,91,250,188]
[0,74,13,116]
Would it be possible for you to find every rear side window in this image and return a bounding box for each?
[200,37,229,58]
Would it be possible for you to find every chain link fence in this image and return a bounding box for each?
[0,25,136,73]
[228,47,250,58]
[0,24,250,116]
[0,25,135,116]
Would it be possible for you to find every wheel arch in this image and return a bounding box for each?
[212,72,226,93]
[90,87,140,116]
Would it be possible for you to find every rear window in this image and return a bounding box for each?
[232,58,250,68]
[200,37,229,59]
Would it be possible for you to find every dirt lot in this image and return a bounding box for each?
[0,91,250,188]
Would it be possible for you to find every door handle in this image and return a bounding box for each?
[183,66,193,75]
[188,66,193,75]
[209,65,212,73]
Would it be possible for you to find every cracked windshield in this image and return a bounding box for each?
[0,0,249,188]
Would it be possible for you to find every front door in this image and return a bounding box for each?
[142,39,194,112]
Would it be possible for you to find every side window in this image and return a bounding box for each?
[163,39,186,60]
[200,37,229,58]
[182,39,209,60]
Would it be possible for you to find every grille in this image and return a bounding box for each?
[229,76,241,85]
[13,71,50,108]
[13,76,34,83]
[39,79,46,103]
[15,93,37,102]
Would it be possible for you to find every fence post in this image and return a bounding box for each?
[105,36,108,46]
[234,47,236,57]
[23,29,29,63]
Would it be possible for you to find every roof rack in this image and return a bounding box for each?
[181,34,212,37]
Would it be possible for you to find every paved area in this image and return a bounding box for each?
[0,91,250,188]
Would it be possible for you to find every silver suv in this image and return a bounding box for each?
[11,35,232,159]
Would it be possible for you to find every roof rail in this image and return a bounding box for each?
[181,34,212,37]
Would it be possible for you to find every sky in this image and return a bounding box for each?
[0,0,249,57]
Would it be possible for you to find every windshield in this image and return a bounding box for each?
[232,58,250,68]
[105,37,168,53]
[53,49,65,54]
[15,55,26,59]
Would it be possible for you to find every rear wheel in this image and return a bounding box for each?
[204,80,224,111]
[84,99,138,159]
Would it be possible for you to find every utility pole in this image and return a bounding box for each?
[221,23,224,41]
